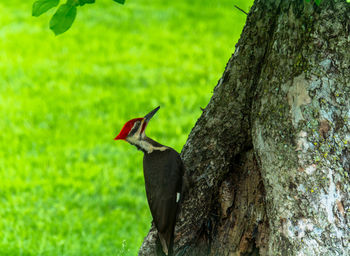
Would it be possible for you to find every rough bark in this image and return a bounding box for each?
[139,0,350,255]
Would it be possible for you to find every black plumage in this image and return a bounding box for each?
[143,142,183,255]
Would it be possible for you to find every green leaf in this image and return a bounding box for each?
[113,0,125,4]
[49,3,77,35]
[32,0,59,17]
[78,0,95,6]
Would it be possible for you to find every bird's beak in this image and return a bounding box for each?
[144,106,160,123]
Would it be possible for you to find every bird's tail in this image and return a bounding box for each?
[159,234,169,255]
[158,229,174,256]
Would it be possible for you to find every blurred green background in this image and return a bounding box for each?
[0,0,252,255]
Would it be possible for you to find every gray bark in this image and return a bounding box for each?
[139,0,350,255]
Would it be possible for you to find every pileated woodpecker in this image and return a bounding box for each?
[114,106,183,255]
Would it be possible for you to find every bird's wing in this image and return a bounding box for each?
[143,149,183,255]
[148,182,177,256]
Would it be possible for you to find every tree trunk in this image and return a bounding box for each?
[139,0,350,255]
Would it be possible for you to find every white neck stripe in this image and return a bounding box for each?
[127,136,168,153]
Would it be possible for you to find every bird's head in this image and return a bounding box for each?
[114,106,160,143]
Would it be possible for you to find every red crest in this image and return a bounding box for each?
[114,118,143,140]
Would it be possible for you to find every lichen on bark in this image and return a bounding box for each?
[252,0,350,255]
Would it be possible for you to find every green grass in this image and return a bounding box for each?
[0,0,252,255]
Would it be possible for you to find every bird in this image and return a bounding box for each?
[114,106,183,255]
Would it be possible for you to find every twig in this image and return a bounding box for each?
[234,5,248,15]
